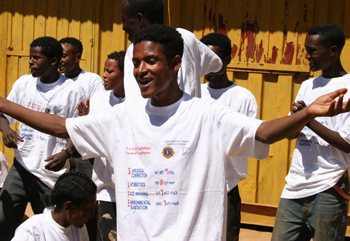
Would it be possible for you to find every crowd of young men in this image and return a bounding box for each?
[0,0,350,241]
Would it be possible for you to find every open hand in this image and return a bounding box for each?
[77,97,90,116]
[44,151,69,171]
[308,88,350,118]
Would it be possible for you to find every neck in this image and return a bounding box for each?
[65,67,81,78]
[151,87,183,107]
[208,75,233,89]
[113,89,125,98]
[51,211,70,228]
[322,60,347,78]
[40,71,60,84]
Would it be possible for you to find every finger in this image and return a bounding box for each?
[343,98,350,112]
[334,94,344,114]
[327,88,348,100]
[45,159,57,169]
[86,97,90,107]
[297,100,307,107]
[44,156,54,162]
[16,134,24,142]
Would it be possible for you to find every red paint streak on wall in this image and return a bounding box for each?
[256,40,264,63]
[238,22,245,62]
[296,44,301,65]
[282,42,295,64]
[245,21,255,62]
[232,44,238,59]
[218,14,227,35]
[266,46,278,64]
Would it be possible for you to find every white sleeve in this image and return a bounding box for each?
[123,44,143,101]
[89,74,104,97]
[176,28,223,97]
[212,103,269,159]
[339,116,350,144]
[12,228,35,241]
[66,106,124,160]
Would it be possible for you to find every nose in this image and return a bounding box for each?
[29,57,34,65]
[305,51,311,60]
[103,70,108,79]
[137,61,148,76]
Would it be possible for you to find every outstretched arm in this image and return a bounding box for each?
[0,97,68,138]
[256,88,350,144]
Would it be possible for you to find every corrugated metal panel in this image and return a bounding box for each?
[1,0,350,235]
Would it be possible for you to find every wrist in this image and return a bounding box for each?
[62,147,72,157]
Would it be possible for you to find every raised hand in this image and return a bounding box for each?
[77,97,90,116]
[307,88,350,118]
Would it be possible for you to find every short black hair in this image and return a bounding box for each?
[30,36,63,66]
[133,25,184,61]
[59,37,83,54]
[108,51,126,73]
[127,0,164,24]
[50,171,96,213]
[200,33,232,58]
[308,23,345,53]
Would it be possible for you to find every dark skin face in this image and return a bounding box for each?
[29,47,60,83]
[103,58,125,97]
[204,45,232,89]
[132,41,182,106]
[52,195,96,228]
[59,43,81,78]
[304,34,346,78]
[120,0,141,41]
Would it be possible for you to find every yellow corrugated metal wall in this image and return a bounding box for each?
[1,0,350,234]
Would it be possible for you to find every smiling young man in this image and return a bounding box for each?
[0,36,85,241]
[120,0,223,100]
[50,37,105,179]
[0,25,350,240]
[272,24,350,241]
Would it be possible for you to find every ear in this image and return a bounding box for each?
[173,55,182,72]
[224,55,232,65]
[137,13,145,27]
[330,45,338,57]
[50,57,58,67]
[64,201,73,213]
[76,52,82,61]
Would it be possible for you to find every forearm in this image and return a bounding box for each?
[0,97,69,138]
[307,119,350,153]
[0,114,10,132]
[256,107,312,144]
[65,138,76,153]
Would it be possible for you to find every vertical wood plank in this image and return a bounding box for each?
[56,0,70,39]
[68,0,82,39]
[46,0,58,38]
[34,0,46,38]
[23,0,35,50]
[12,0,23,50]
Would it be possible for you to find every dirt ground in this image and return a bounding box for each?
[239,224,272,241]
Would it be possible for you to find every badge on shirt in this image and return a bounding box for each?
[162,147,175,159]
[44,107,51,113]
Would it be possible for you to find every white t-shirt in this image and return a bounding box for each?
[281,74,350,199]
[89,90,124,202]
[69,70,104,97]
[201,83,258,191]
[124,28,223,100]
[4,74,85,189]
[12,208,89,241]
[66,93,269,240]
[0,151,8,188]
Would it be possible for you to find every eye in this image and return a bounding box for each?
[133,61,140,68]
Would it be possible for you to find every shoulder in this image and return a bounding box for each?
[78,70,102,81]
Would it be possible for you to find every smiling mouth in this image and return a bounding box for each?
[138,79,152,86]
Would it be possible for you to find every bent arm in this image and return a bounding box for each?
[307,120,350,153]
[0,97,68,138]
[256,88,350,144]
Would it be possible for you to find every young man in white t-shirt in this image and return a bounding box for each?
[200,33,259,241]
[0,25,349,241]
[48,37,104,178]
[120,0,222,100]
[272,24,350,241]
[0,36,85,241]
